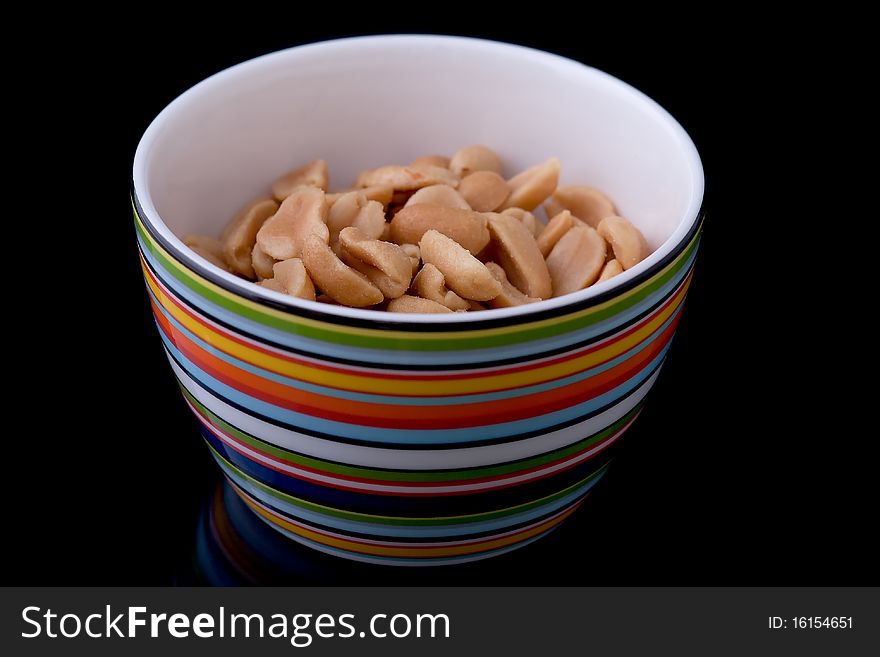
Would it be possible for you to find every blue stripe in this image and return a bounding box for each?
[257,510,570,565]
[203,428,610,515]
[150,281,682,406]
[217,453,606,538]
[139,231,694,366]
[163,328,670,443]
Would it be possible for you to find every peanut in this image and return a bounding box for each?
[270,258,317,301]
[256,187,329,260]
[183,235,229,271]
[501,207,542,238]
[221,198,279,277]
[338,227,412,299]
[485,262,540,308]
[355,164,459,191]
[411,263,470,311]
[544,185,615,228]
[449,145,503,178]
[458,171,510,212]
[545,225,607,296]
[536,210,575,257]
[597,216,649,270]
[258,278,285,292]
[405,184,471,210]
[500,157,561,211]
[210,146,654,312]
[251,243,278,279]
[419,230,501,301]
[486,213,552,299]
[387,295,453,314]
[598,259,624,282]
[327,185,394,208]
[327,191,386,241]
[390,205,490,254]
[271,159,328,201]
[400,243,421,276]
[301,234,383,307]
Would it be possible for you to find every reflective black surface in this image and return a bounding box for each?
[11,16,872,585]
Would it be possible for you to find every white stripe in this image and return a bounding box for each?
[195,396,634,494]
[170,355,660,469]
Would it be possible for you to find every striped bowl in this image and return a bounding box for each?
[133,36,704,566]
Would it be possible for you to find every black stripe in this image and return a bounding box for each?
[187,378,643,474]
[229,478,592,543]
[142,239,694,371]
[166,343,664,450]
[132,188,704,331]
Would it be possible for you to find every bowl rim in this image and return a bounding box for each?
[132,34,704,327]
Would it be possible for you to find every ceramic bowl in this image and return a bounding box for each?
[132,35,704,566]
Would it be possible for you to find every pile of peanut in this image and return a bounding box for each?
[183,145,650,313]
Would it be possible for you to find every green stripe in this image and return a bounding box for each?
[135,207,699,351]
[186,384,637,482]
[212,447,607,526]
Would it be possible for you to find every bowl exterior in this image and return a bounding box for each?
[135,204,700,566]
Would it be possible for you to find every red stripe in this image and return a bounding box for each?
[143,252,689,386]
[234,483,585,552]
[156,294,678,429]
[192,395,633,496]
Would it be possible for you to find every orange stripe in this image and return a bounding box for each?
[240,491,580,558]
[144,254,691,396]
[155,297,679,428]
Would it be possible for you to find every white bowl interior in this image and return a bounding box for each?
[134,35,702,321]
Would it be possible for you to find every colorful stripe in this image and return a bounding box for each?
[134,198,702,564]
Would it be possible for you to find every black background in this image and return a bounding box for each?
[9,16,869,585]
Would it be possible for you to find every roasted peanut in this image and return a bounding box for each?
[258,278,285,292]
[544,185,615,228]
[419,230,501,301]
[213,147,653,311]
[486,213,552,299]
[501,207,542,238]
[256,187,329,260]
[220,198,279,277]
[251,243,278,279]
[355,164,459,191]
[536,210,575,257]
[400,243,421,276]
[338,227,412,299]
[327,185,394,208]
[271,159,328,201]
[327,191,386,241]
[545,225,607,296]
[390,205,490,255]
[183,235,229,270]
[271,258,316,301]
[405,184,471,210]
[597,216,649,270]
[598,259,624,282]
[500,157,561,211]
[458,171,510,212]
[387,295,453,314]
[411,263,470,311]
[410,155,451,169]
[301,234,383,307]
[485,262,540,308]
[449,145,503,178]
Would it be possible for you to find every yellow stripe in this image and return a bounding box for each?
[150,269,689,396]
[138,210,688,342]
[242,493,577,558]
